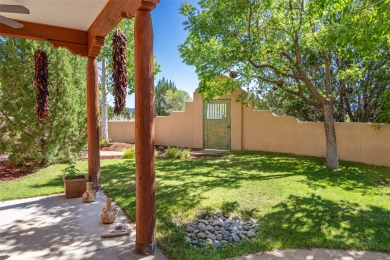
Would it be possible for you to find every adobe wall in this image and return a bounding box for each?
[242,107,390,167]
[108,90,390,167]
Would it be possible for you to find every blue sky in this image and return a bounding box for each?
[123,0,199,108]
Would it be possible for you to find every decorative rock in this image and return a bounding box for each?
[232,228,240,234]
[211,240,222,248]
[183,213,257,248]
[197,232,207,239]
[198,223,206,228]
[243,225,251,231]
[186,226,195,232]
[208,234,216,240]
[247,230,256,238]
[206,225,214,231]
[222,221,231,228]
[222,230,230,236]
[232,233,240,242]
[212,220,223,227]
[199,219,208,225]
[239,233,247,240]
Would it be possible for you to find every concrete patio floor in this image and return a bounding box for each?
[0,192,166,260]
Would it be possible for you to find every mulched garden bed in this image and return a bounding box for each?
[101,142,134,151]
[0,161,35,181]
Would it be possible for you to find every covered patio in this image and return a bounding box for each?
[0,0,159,256]
[0,193,166,259]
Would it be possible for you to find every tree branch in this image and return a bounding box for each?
[293,35,326,104]
[323,50,332,97]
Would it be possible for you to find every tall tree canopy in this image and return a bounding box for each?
[0,38,87,165]
[179,0,390,168]
[155,77,191,116]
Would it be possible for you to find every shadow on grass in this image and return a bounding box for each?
[257,193,390,252]
[89,153,390,259]
[100,157,297,219]
[225,151,390,194]
[99,153,390,222]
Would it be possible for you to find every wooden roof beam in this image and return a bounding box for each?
[87,0,159,57]
[0,21,88,56]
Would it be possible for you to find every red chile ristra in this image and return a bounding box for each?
[34,47,50,122]
[112,28,127,115]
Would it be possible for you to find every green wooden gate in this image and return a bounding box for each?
[203,99,231,150]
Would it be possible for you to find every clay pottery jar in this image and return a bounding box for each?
[82,182,96,203]
[100,198,118,224]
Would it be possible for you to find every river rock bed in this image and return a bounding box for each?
[184,213,258,248]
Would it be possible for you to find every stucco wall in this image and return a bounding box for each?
[108,121,135,143]
[108,90,390,167]
[242,107,390,167]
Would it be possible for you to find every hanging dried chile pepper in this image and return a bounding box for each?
[34,47,50,121]
[112,28,127,115]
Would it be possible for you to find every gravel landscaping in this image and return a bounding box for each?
[184,213,258,248]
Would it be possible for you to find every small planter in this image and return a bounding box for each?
[63,175,87,199]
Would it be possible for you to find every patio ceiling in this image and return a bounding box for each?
[0,0,155,56]
[0,0,160,254]
[0,0,109,30]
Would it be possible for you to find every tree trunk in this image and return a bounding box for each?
[100,58,109,142]
[323,103,339,169]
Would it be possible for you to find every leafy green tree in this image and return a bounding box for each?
[179,0,389,169]
[98,19,161,142]
[154,77,191,116]
[0,37,87,166]
[165,89,192,115]
[377,89,390,123]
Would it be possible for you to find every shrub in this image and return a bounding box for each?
[123,147,136,159]
[178,148,191,159]
[164,147,191,159]
[99,138,111,147]
[164,147,179,158]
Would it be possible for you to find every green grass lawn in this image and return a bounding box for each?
[1,151,389,259]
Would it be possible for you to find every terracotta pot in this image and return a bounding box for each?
[82,182,96,203]
[100,198,118,224]
[63,175,87,199]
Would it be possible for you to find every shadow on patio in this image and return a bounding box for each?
[0,192,166,260]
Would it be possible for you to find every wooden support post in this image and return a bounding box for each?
[134,8,156,255]
[86,56,101,190]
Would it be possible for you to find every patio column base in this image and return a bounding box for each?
[134,242,156,255]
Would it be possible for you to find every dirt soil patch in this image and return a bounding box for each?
[101,142,135,151]
[0,161,35,181]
